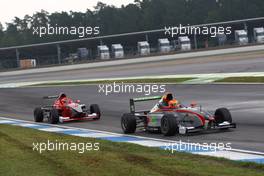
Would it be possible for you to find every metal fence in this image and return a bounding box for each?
[0,17,264,70]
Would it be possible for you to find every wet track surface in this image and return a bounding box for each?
[1,84,263,152]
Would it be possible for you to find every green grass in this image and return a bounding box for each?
[0,124,263,176]
[216,77,264,83]
[29,78,194,87]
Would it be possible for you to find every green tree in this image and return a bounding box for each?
[1,0,264,47]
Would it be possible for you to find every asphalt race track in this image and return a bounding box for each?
[0,84,263,152]
[1,50,264,84]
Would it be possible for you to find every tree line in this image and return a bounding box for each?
[0,0,264,47]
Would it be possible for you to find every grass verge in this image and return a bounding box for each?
[29,78,194,87]
[216,76,264,83]
[0,124,264,176]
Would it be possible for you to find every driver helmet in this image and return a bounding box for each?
[58,93,67,99]
[163,93,173,103]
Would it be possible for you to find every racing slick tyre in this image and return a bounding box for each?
[90,104,101,120]
[49,109,59,124]
[161,114,178,136]
[214,108,232,124]
[34,107,44,122]
[121,113,137,134]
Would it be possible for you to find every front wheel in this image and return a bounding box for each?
[48,109,59,124]
[90,104,101,120]
[121,113,137,134]
[34,107,44,122]
[214,108,232,124]
[161,114,178,136]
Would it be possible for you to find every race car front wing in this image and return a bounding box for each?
[179,121,236,134]
[59,113,98,123]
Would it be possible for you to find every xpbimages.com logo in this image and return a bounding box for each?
[32,24,100,38]
[98,82,166,96]
[164,140,232,154]
[32,140,100,154]
[165,24,232,38]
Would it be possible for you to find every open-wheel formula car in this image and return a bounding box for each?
[34,93,101,124]
[121,93,236,136]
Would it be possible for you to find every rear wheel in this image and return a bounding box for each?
[34,107,44,122]
[121,113,137,134]
[90,104,101,120]
[161,114,178,136]
[214,108,232,124]
[49,109,59,124]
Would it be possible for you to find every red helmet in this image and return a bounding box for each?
[58,93,67,99]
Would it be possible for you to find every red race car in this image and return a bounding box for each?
[34,93,101,124]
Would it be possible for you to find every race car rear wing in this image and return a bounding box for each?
[43,95,59,99]
[130,96,162,113]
